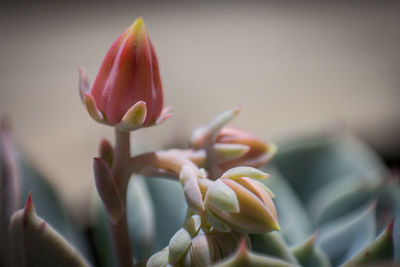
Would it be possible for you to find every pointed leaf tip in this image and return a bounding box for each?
[24,193,34,216]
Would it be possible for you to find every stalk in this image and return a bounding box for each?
[109,129,133,267]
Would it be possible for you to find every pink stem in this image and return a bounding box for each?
[109,129,133,267]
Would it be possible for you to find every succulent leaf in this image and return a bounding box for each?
[127,176,155,261]
[98,138,114,168]
[205,180,240,213]
[91,199,116,267]
[183,215,202,237]
[291,233,331,267]
[9,195,89,267]
[145,177,187,251]
[168,228,192,264]
[146,247,169,267]
[263,170,313,245]
[250,231,299,264]
[0,122,20,266]
[213,143,250,164]
[317,203,376,266]
[221,166,268,181]
[273,133,386,206]
[93,158,125,225]
[340,220,394,267]
[309,176,380,226]
[180,165,205,213]
[214,239,299,267]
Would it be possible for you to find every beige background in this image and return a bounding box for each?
[1,1,399,223]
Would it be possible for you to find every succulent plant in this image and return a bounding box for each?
[0,17,398,267]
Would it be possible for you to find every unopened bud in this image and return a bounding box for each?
[204,173,279,233]
[216,127,277,172]
[79,18,171,131]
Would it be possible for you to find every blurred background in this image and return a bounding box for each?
[1,0,399,224]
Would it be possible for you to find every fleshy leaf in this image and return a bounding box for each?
[0,122,20,266]
[168,228,192,264]
[273,133,386,206]
[250,231,299,264]
[99,138,114,168]
[341,220,394,267]
[9,196,89,267]
[221,166,268,180]
[263,169,313,245]
[309,176,380,226]
[90,199,116,267]
[214,240,299,267]
[127,176,155,261]
[214,143,250,164]
[205,180,239,213]
[183,214,202,237]
[146,247,169,267]
[317,203,376,266]
[93,158,124,225]
[190,234,216,267]
[206,107,241,142]
[291,233,331,267]
[145,177,187,251]
[180,165,205,213]
[206,209,231,232]
[17,145,92,263]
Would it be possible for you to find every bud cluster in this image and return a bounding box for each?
[77,16,281,267]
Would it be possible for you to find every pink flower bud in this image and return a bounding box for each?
[79,18,171,130]
[216,127,276,171]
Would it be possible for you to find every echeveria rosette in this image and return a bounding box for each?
[79,17,171,131]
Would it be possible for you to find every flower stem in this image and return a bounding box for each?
[109,129,133,267]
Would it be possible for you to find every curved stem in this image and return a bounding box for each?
[128,150,199,179]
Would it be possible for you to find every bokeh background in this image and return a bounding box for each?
[1,0,399,224]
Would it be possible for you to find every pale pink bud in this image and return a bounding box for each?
[215,127,276,171]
